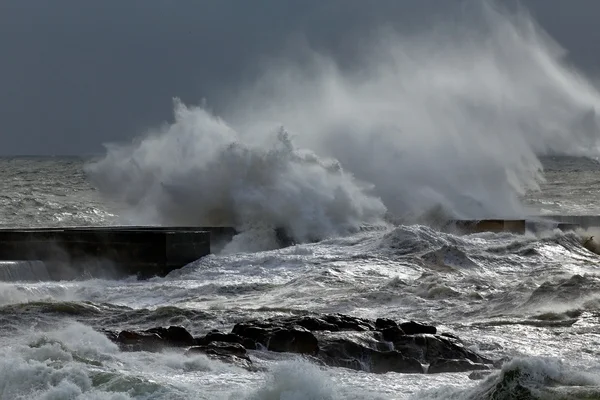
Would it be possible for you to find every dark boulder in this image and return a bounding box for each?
[225,315,493,374]
[231,322,271,346]
[317,333,423,374]
[196,330,256,350]
[469,370,492,380]
[186,341,254,370]
[107,325,196,352]
[187,341,248,358]
[114,330,165,352]
[101,313,496,375]
[273,314,374,332]
[291,316,340,332]
[381,326,405,342]
[145,326,196,346]
[392,334,492,368]
[267,327,319,355]
[399,321,437,335]
[321,314,374,331]
[231,321,319,355]
[375,318,398,330]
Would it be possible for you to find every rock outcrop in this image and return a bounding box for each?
[103,313,495,374]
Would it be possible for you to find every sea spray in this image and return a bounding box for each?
[86,104,387,245]
[86,0,600,247]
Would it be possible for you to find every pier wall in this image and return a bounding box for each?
[1,217,599,281]
[0,227,215,280]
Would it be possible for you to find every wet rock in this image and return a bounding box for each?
[145,326,195,346]
[267,327,319,355]
[187,341,248,358]
[231,322,318,355]
[469,370,493,380]
[230,323,271,348]
[114,330,165,352]
[272,314,374,332]
[186,341,253,370]
[108,325,195,352]
[101,329,118,343]
[196,330,256,350]
[381,326,405,342]
[399,321,437,335]
[317,332,423,374]
[375,318,397,330]
[226,314,493,374]
[392,334,492,367]
[321,314,374,331]
[290,316,340,332]
[102,313,496,375]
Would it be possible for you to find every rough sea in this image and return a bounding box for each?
[1,155,600,400]
[4,3,600,398]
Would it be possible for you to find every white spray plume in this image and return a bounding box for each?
[86,1,600,246]
[86,102,387,243]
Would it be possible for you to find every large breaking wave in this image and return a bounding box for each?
[85,0,600,245]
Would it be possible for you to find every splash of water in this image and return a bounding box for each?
[86,104,386,243]
[86,1,600,246]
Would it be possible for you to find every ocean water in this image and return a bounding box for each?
[4,2,600,398]
[1,157,600,400]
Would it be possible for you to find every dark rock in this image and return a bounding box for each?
[392,334,492,367]
[375,318,397,330]
[115,330,164,352]
[231,323,270,344]
[267,327,319,355]
[231,321,319,355]
[428,358,491,374]
[145,326,196,346]
[469,370,493,380]
[101,329,118,343]
[187,341,248,358]
[321,314,375,331]
[186,341,253,370]
[226,314,494,374]
[195,330,256,349]
[440,332,461,341]
[399,321,437,335]
[101,313,496,376]
[381,326,405,342]
[106,325,195,352]
[292,316,340,332]
[317,334,423,374]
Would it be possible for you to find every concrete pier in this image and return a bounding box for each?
[1,217,598,281]
[447,215,600,235]
[449,219,527,234]
[0,226,221,280]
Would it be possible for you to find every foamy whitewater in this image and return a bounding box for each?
[3,1,600,399]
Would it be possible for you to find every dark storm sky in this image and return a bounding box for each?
[1,0,599,155]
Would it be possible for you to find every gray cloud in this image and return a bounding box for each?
[1,0,599,155]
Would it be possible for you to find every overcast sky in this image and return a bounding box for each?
[1,0,600,155]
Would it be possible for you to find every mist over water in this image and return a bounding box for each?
[86,1,600,244]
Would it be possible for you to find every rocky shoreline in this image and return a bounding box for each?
[103,313,497,374]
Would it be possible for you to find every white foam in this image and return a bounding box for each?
[0,322,252,400]
[242,360,388,400]
[0,324,129,400]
